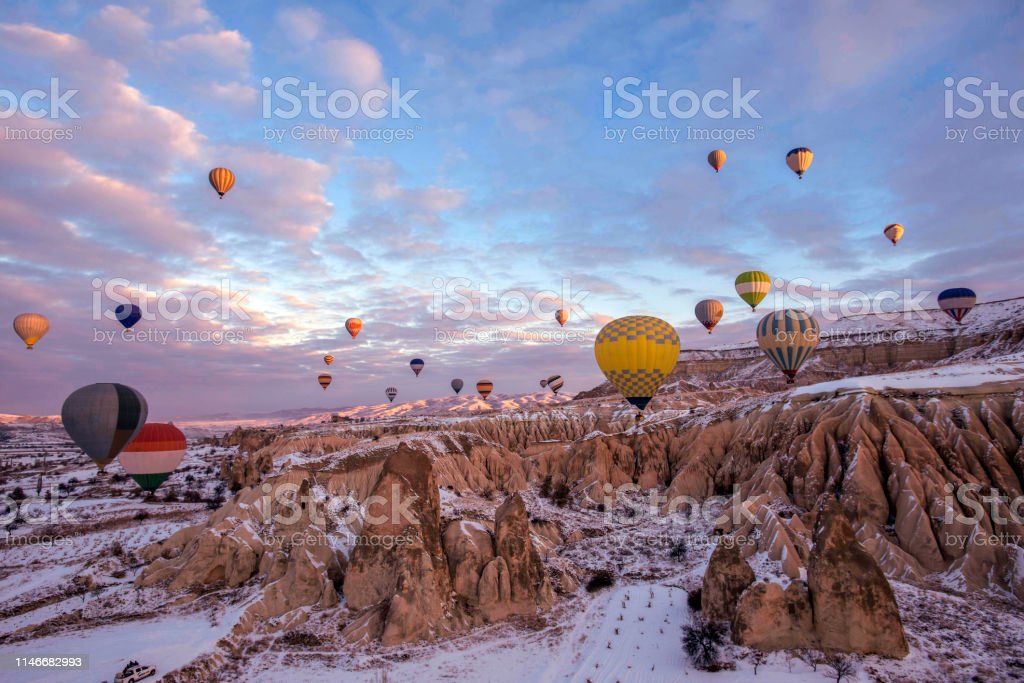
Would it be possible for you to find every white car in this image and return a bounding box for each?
[114,663,156,682]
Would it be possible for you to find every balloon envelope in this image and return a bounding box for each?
[555,309,569,326]
[546,375,564,394]
[119,422,186,492]
[61,383,148,471]
[451,378,464,394]
[318,373,332,390]
[594,315,680,411]
[345,318,363,339]
[115,304,142,329]
[694,299,724,334]
[938,288,976,324]
[756,310,820,383]
[209,167,235,197]
[707,149,726,172]
[735,271,771,311]
[539,379,547,388]
[786,147,813,178]
[883,223,904,246]
[13,312,49,349]
[385,386,398,402]
[410,358,425,376]
[324,354,334,366]
[476,380,493,400]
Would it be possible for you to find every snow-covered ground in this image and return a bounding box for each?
[0,607,243,683]
[792,354,1024,397]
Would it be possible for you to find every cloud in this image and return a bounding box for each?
[276,7,322,44]
[322,38,385,91]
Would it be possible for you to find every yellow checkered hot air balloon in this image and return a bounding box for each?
[735,271,772,312]
[594,315,680,412]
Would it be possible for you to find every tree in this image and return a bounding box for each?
[751,650,767,675]
[823,652,857,682]
[682,617,727,670]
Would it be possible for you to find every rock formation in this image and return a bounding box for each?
[731,581,813,651]
[341,444,453,645]
[712,494,910,657]
[701,540,755,622]
[806,496,909,657]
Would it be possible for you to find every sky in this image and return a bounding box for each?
[1,0,1023,419]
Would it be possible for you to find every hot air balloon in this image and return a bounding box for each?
[115,303,142,329]
[546,375,565,395]
[61,383,147,472]
[694,299,724,334]
[594,315,680,412]
[938,288,976,324]
[318,373,332,390]
[555,309,569,326]
[345,318,363,339]
[119,422,186,493]
[735,271,772,312]
[385,386,398,403]
[786,147,813,179]
[209,167,235,198]
[451,378,464,394]
[707,149,726,173]
[410,358,425,376]
[539,379,548,389]
[324,354,334,366]
[476,380,493,400]
[756,309,820,384]
[12,313,49,350]
[883,223,904,246]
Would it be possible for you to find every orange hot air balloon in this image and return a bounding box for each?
[883,223,904,246]
[785,148,813,179]
[208,167,235,198]
[707,149,726,173]
[13,313,49,349]
[323,354,334,366]
[318,373,332,390]
[476,380,493,400]
[345,318,363,339]
[555,309,569,326]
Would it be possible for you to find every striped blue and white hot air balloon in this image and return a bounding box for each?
[756,310,820,384]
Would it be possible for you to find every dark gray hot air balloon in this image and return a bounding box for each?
[61,383,148,472]
[451,378,464,394]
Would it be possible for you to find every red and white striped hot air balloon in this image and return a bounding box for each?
[118,423,186,493]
